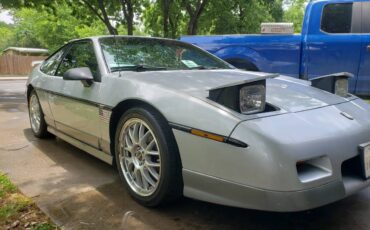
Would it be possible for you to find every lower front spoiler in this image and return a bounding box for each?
[183,169,370,212]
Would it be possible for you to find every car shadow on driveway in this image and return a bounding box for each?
[21,128,370,230]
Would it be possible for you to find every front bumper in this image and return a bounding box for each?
[183,169,370,212]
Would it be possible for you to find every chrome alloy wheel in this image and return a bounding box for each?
[118,118,161,196]
[29,94,41,133]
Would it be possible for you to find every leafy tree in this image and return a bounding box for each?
[142,0,185,38]
[283,0,307,32]
[0,22,14,52]
[182,0,209,35]
[199,0,281,35]
[143,0,284,37]
[8,3,107,51]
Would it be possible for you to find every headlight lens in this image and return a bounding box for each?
[239,85,266,114]
[335,78,349,97]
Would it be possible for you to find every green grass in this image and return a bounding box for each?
[0,173,58,229]
[0,193,32,220]
[32,223,57,230]
[0,174,17,198]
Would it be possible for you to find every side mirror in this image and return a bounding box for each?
[63,67,94,87]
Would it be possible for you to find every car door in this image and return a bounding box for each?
[304,1,362,93]
[356,1,370,95]
[49,40,102,149]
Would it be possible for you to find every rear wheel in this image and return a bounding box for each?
[28,90,50,138]
[226,58,259,71]
[115,107,183,206]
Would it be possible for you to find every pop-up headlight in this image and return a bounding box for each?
[310,72,353,97]
[209,79,267,115]
[239,83,266,114]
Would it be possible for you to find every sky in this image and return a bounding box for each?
[0,10,14,24]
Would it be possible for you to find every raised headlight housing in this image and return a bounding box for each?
[310,72,353,97]
[208,79,267,115]
[239,83,266,114]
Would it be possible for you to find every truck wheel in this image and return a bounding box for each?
[28,90,50,138]
[114,106,183,207]
[226,59,259,71]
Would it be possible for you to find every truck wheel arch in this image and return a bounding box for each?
[224,58,260,71]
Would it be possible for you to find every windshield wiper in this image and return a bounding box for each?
[187,65,219,70]
[111,65,167,72]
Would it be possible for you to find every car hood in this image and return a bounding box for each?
[123,69,352,113]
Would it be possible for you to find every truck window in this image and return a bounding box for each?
[363,2,370,33]
[321,3,353,33]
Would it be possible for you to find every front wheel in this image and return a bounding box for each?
[115,107,183,206]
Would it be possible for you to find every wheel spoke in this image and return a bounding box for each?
[140,168,149,189]
[134,168,142,187]
[146,139,155,151]
[133,123,139,143]
[117,118,161,197]
[139,123,145,140]
[128,128,135,144]
[146,166,159,180]
[146,160,160,167]
[139,131,151,146]
[146,150,159,156]
[142,168,156,187]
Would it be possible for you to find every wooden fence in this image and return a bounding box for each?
[0,55,47,75]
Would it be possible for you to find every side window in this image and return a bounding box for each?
[56,41,99,80]
[40,47,66,76]
[363,2,370,33]
[321,3,353,33]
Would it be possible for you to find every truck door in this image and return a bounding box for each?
[356,2,370,95]
[304,1,362,93]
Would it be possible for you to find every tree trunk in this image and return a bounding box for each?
[120,0,134,35]
[80,0,117,35]
[184,0,209,35]
[163,0,171,37]
[97,0,117,35]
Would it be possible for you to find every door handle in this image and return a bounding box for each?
[368,45,370,52]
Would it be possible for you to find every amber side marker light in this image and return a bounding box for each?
[190,129,225,142]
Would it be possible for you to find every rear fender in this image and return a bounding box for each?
[213,46,267,71]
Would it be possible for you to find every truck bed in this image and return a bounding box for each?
[180,34,302,77]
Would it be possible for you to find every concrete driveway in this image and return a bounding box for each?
[0,80,369,230]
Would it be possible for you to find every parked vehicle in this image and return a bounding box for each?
[27,36,370,212]
[180,0,370,95]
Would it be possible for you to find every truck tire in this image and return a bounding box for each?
[225,58,259,71]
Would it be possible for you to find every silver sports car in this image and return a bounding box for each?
[27,36,370,212]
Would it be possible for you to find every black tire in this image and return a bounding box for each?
[28,90,50,138]
[114,106,183,207]
[226,58,259,71]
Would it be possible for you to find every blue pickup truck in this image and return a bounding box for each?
[180,0,370,95]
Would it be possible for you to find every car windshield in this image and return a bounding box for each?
[99,37,232,72]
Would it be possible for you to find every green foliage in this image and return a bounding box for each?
[0,173,17,198]
[142,0,186,38]
[143,0,284,37]
[283,0,307,33]
[201,0,279,35]
[0,0,290,50]
[0,174,32,220]
[0,194,32,220]
[31,223,58,230]
[0,22,14,52]
[1,3,107,52]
